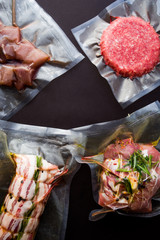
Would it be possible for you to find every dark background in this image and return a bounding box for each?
[10,0,160,239]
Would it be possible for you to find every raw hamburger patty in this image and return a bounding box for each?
[100,16,160,78]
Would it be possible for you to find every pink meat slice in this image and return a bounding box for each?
[104,138,160,162]
[139,144,160,162]
[104,138,139,160]
[100,16,160,78]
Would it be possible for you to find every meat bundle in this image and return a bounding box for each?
[83,138,160,213]
[0,21,50,90]
[0,154,66,240]
[99,138,160,213]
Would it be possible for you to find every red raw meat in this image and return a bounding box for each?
[100,16,160,78]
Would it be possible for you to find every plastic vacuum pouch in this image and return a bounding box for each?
[74,101,160,219]
[72,0,160,108]
[0,120,85,240]
[0,0,84,120]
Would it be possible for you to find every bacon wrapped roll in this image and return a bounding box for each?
[0,154,66,240]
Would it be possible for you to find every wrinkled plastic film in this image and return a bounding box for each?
[0,0,84,120]
[74,101,160,218]
[0,121,86,240]
[0,131,15,208]
[72,0,160,108]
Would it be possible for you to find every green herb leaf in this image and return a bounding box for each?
[115,178,132,194]
[17,218,30,240]
[137,164,151,176]
[152,160,159,168]
[149,155,152,168]
[126,150,153,182]
[116,168,131,172]
[105,171,109,176]
[33,156,43,182]
[117,159,121,169]
[34,182,39,196]
[24,203,35,218]
[16,204,36,240]
[133,154,137,169]
[16,232,23,240]
[33,169,40,181]
[36,156,42,168]
[123,163,130,168]
[123,178,133,194]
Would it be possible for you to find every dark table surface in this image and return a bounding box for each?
[10,0,160,240]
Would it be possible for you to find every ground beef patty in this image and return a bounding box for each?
[100,16,160,78]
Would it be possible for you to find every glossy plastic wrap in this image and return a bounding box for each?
[72,0,160,108]
[74,101,160,218]
[0,121,85,240]
[0,0,84,119]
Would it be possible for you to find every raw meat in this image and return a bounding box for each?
[98,138,160,212]
[0,21,50,90]
[100,16,160,78]
[0,154,66,240]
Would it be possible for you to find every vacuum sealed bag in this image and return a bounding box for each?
[74,101,160,219]
[0,120,85,240]
[0,0,84,119]
[72,0,160,108]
